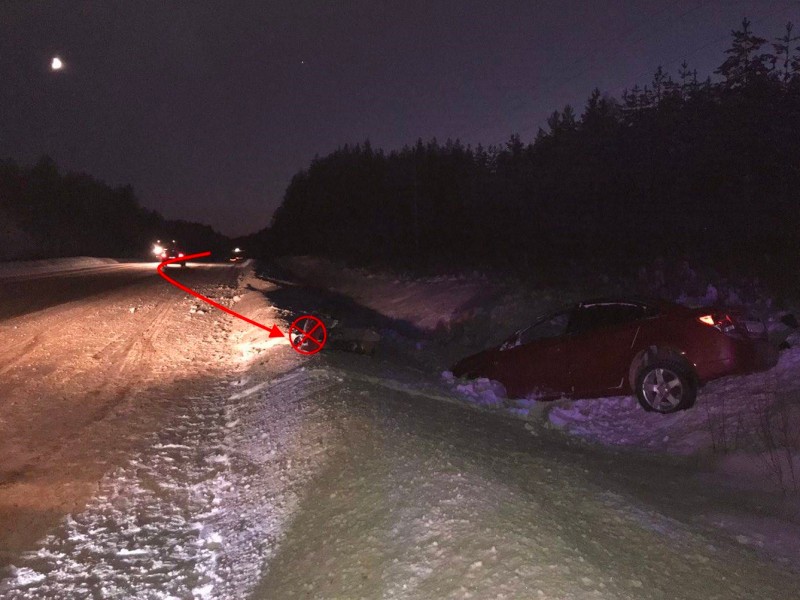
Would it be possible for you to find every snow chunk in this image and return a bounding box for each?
[9,567,45,586]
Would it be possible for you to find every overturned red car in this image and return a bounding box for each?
[451,299,778,413]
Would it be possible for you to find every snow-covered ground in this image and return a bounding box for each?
[0,256,123,280]
[442,347,800,495]
[2,257,800,598]
[0,263,308,598]
[278,255,504,333]
[280,257,800,485]
[0,366,339,599]
[277,256,800,564]
[250,364,800,600]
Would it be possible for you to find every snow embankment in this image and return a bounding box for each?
[278,255,498,333]
[0,256,121,279]
[279,256,800,496]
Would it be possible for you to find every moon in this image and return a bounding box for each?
[51,56,63,71]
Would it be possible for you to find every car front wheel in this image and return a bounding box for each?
[635,360,696,413]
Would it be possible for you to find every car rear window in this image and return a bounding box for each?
[568,303,654,335]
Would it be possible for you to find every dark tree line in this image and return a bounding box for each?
[264,19,800,277]
[0,156,230,260]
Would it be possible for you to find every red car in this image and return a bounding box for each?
[451,299,778,413]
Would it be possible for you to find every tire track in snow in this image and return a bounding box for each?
[2,293,177,471]
[79,296,176,427]
[0,335,40,378]
[0,271,160,386]
[0,298,114,382]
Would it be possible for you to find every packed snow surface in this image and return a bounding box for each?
[279,256,800,568]
[1,368,336,599]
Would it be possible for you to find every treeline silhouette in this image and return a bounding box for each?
[263,19,800,279]
[0,156,229,261]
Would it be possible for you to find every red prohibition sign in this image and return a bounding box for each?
[289,315,327,355]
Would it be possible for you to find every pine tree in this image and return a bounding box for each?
[506,134,524,156]
[546,110,561,133]
[638,85,654,109]
[678,61,691,96]
[620,86,642,125]
[622,87,636,110]
[785,22,800,79]
[689,68,700,95]
[715,17,771,88]
[771,22,795,83]
[651,66,667,102]
[793,42,800,75]
[582,88,617,132]
[560,104,577,130]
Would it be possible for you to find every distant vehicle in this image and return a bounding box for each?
[152,240,186,268]
[451,299,779,413]
[230,247,245,263]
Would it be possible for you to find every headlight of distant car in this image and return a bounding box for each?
[153,244,164,256]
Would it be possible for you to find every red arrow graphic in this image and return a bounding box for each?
[157,251,284,338]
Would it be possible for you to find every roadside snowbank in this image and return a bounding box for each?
[272,255,800,575]
[278,255,499,333]
[547,341,800,450]
[280,256,800,496]
[444,317,800,497]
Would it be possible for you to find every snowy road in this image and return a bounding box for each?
[0,261,259,574]
[1,261,799,598]
[0,260,155,321]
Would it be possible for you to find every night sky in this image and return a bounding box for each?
[1,1,796,236]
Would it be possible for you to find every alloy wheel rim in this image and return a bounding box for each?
[642,367,683,410]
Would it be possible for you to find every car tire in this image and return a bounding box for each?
[634,360,696,413]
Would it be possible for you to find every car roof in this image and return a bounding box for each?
[578,298,644,308]
[577,297,666,308]
[530,297,683,324]
[576,297,690,315]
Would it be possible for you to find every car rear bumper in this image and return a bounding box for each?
[696,338,778,381]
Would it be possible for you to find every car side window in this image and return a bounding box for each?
[517,311,572,345]
[567,303,649,336]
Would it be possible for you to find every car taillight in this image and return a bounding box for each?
[697,313,738,336]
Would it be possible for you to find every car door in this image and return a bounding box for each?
[493,310,572,398]
[564,303,647,396]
